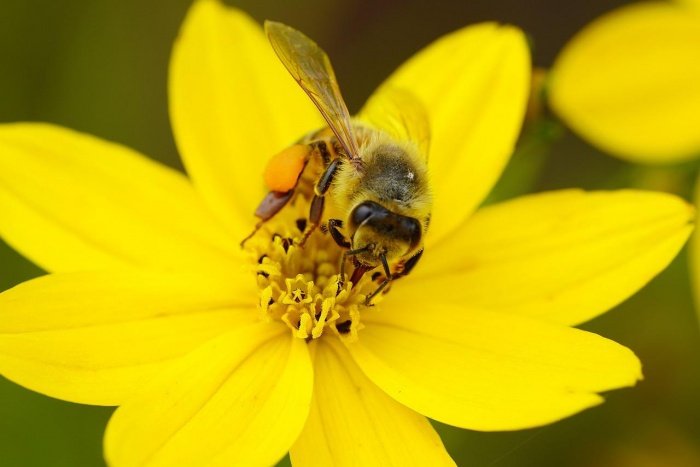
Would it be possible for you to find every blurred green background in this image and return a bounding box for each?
[1,0,699,466]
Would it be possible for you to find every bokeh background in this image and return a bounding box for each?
[1,0,699,465]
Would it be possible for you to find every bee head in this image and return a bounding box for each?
[348,200,422,267]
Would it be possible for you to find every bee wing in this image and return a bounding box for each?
[358,86,431,161]
[265,21,361,161]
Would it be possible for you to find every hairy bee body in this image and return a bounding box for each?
[261,124,431,268]
[327,128,431,267]
[245,20,433,303]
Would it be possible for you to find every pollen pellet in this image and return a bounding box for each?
[263,144,308,192]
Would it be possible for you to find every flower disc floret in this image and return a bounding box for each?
[245,199,376,343]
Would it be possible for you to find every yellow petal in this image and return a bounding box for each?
[170,0,323,235]
[0,269,258,406]
[290,339,455,467]
[105,324,311,467]
[549,2,700,163]
[677,0,700,12]
[0,123,237,273]
[359,86,431,160]
[382,23,530,243]
[410,189,693,326]
[350,301,642,431]
[690,172,700,314]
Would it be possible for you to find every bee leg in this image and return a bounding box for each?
[364,253,392,306]
[363,249,423,303]
[327,218,353,295]
[338,245,372,294]
[298,158,343,246]
[328,219,351,249]
[392,249,424,281]
[240,190,294,247]
[298,195,324,246]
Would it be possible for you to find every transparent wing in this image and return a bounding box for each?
[265,21,361,161]
[358,86,431,161]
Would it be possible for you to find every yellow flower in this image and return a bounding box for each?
[546,0,700,328]
[548,0,700,163]
[0,0,694,465]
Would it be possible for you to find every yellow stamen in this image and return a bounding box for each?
[244,198,379,343]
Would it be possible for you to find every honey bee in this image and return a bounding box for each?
[246,21,433,304]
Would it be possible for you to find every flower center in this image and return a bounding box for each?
[242,197,382,343]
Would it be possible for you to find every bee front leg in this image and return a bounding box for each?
[364,249,424,304]
[364,253,392,306]
[298,158,343,246]
[338,246,372,294]
[327,219,351,249]
[392,249,424,281]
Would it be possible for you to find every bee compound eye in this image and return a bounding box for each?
[404,217,423,252]
[350,201,379,227]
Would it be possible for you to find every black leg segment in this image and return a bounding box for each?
[328,219,351,249]
[298,158,343,246]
